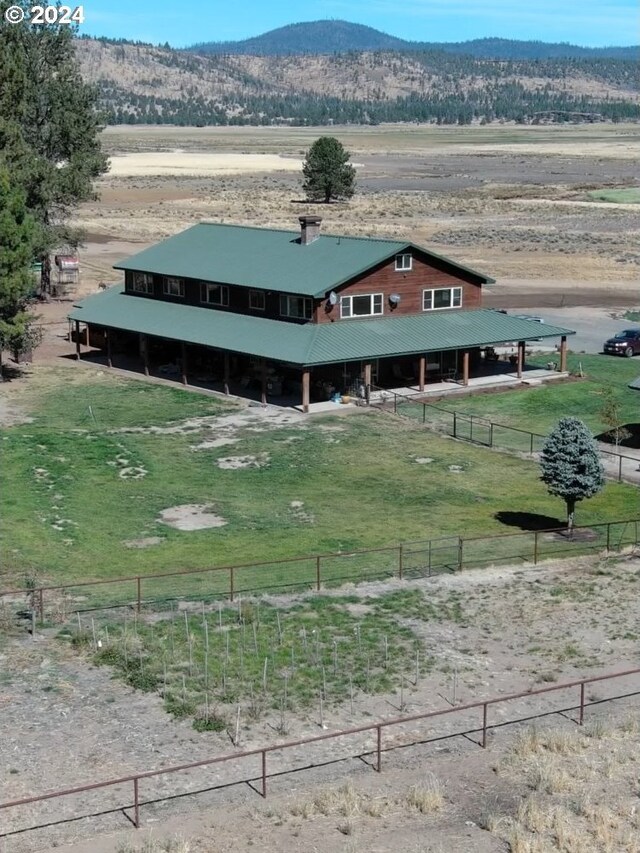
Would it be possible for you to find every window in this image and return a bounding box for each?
[163,277,184,298]
[200,282,229,306]
[395,253,412,271]
[280,294,312,319]
[423,287,462,311]
[131,272,154,294]
[249,290,266,311]
[340,293,383,319]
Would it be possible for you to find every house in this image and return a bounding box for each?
[68,216,575,411]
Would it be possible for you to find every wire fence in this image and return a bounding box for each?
[2,666,639,838]
[1,519,638,624]
[370,389,639,482]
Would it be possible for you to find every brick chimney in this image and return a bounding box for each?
[299,215,322,245]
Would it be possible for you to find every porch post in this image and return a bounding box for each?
[559,336,567,372]
[462,351,470,386]
[181,342,188,386]
[223,352,230,395]
[363,362,372,390]
[139,334,149,376]
[75,320,81,360]
[260,359,268,406]
[106,328,112,368]
[302,369,310,414]
[517,340,525,379]
[418,355,426,392]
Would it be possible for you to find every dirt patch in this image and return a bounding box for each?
[414,457,434,464]
[123,536,164,549]
[158,504,227,530]
[216,453,269,470]
[107,152,303,178]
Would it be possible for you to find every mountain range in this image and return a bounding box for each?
[187,20,638,60]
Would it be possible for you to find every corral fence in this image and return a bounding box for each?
[2,667,640,837]
[370,388,639,483]
[1,519,638,624]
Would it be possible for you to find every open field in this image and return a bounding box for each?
[69,123,640,301]
[2,552,640,852]
[1,364,636,589]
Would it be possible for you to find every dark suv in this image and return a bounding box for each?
[603,328,640,357]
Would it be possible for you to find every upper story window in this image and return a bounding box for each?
[163,276,184,298]
[395,253,412,271]
[340,293,383,319]
[280,294,312,320]
[200,282,229,306]
[423,287,462,311]
[131,272,154,294]
[249,290,266,311]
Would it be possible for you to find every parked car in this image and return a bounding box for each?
[603,328,640,357]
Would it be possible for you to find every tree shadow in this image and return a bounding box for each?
[494,511,564,532]
[595,423,640,449]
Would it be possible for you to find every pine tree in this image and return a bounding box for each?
[0,167,38,372]
[0,2,109,291]
[302,137,356,203]
[539,417,605,533]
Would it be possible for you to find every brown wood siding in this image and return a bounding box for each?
[313,252,483,324]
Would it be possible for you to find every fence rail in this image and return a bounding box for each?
[370,389,639,483]
[1,519,638,623]
[2,666,639,838]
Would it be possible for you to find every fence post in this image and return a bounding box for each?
[316,555,321,592]
[38,588,44,626]
[398,545,404,580]
[470,416,474,443]
[262,750,267,797]
[453,412,457,438]
[136,577,141,614]
[457,537,463,571]
[376,725,382,772]
[482,702,488,748]
[529,432,534,456]
[618,455,622,482]
[422,403,426,424]
[606,523,611,552]
[489,422,494,448]
[579,682,585,726]
[229,566,234,602]
[133,777,140,828]
[393,394,397,415]
[533,530,539,565]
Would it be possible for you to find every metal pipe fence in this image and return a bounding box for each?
[1,520,638,623]
[2,666,639,837]
[370,389,639,482]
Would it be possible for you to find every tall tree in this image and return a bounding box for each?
[0,167,38,371]
[0,2,109,291]
[539,417,604,533]
[302,136,356,203]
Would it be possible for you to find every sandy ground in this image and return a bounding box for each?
[107,153,303,177]
[2,552,640,852]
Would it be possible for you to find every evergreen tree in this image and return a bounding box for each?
[0,167,38,372]
[0,1,109,291]
[302,136,356,203]
[539,417,604,533]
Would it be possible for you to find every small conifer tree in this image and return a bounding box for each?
[540,417,604,533]
[302,137,356,203]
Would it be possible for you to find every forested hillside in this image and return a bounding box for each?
[75,38,640,126]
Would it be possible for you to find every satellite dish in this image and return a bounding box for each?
[328,291,338,306]
[389,293,401,305]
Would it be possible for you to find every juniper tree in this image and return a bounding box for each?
[0,2,108,291]
[0,168,38,372]
[302,137,356,203]
[539,417,604,533]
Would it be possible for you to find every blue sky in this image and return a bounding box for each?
[83,0,639,47]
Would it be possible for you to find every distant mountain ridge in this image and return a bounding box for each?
[188,20,638,60]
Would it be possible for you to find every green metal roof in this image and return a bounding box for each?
[113,222,494,298]
[69,286,574,367]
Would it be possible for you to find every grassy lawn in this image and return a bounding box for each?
[1,365,636,594]
[423,354,640,436]
[587,187,640,204]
